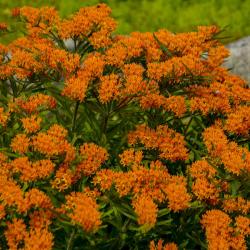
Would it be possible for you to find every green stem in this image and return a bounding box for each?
[66,228,76,250]
[184,116,193,137]
[72,101,80,133]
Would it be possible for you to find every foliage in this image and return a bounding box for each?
[0,0,250,44]
[0,4,250,250]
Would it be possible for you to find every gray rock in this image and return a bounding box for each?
[223,36,250,83]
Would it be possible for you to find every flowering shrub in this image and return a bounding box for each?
[0,4,249,250]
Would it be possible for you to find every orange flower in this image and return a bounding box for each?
[150,239,178,250]
[16,94,56,113]
[189,160,217,179]
[11,134,30,154]
[220,142,249,175]
[76,143,108,176]
[51,164,75,191]
[20,6,59,36]
[0,107,9,126]
[98,73,121,103]
[132,195,158,231]
[0,173,24,212]
[140,93,166,110]
[201,210,232,250]
[203,126,228,157]
[62,192,101,232]
[201,210,248,250]
[235,216,250,236]
[24,188,52,211]
[24,227,54,250]
[29,210,53,230]
[11,157,55,182]
[189,160,220,203]
[32,124,75,162]
[128,124,188,161]
[104,44,127,67]
[0,152,7,164]
[147,55,206,82]
[0,204,5,220]
[21,115,42,133]
[224,106,250,135]
[121,63,146,96]
[130,32,161,62]
[5,218,26,250]
[119,148,143,168]
[93,169,117,191]
[95,164,171,202]
[191,177,219,203]
[163,96,186,117]
[11,7,20,17]
[223,196,250,214]
[164,176,191,211]
[189,82,231,115]
[0,22,7,31]
[62,70,90,102]
[62,53,105,102]
[59,3,116,42]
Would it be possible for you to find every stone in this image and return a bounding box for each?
[223,36,250,83]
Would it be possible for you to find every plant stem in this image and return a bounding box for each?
[184,116,193,137]
[72,101,80,133]
[66,228,76,250]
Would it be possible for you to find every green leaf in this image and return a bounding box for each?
[153,33,173,57]
[231,180,241,197]
[158,208,170,217]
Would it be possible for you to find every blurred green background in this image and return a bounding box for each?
[0,0,250,44]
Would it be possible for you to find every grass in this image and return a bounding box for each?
[0,0,250,44]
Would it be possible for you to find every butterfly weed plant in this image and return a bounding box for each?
[0,4,250,250]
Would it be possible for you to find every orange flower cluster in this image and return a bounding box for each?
[189,75,250,115]
[95,162,191,215]
[140,94,187,117]
[128,124,188,161]
[119,148,143,168]
[11,7,20,17]
[203,126,250,175]
[62,53,105,101]
[4,218,27,250]
[8,36,80,79]
[20,6,59,35]
[132,195,158,231]
[224,106,250,135]
[189,160,222,204]
[0,107,9,126]
[32,124,75,162]
[223,196,250,215]
[11,157,55,182]
[1,3,250,249]
[15,93,56,113]
[21,115,42,133]
[0,172,25,212]
[201,210,249,250]
[5,216,53,250]
[0,204,5,220]
[23,227,54,250]
[0,167,52,214]
[76,143,108,176]
[150,240,178,250]
[98,73,121,103]
[61,192,101,232]
[0,22,7,31]
[10,133,30,154]
[59,4,116,49]
[51,164,75,191]
[147,55,206,82]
